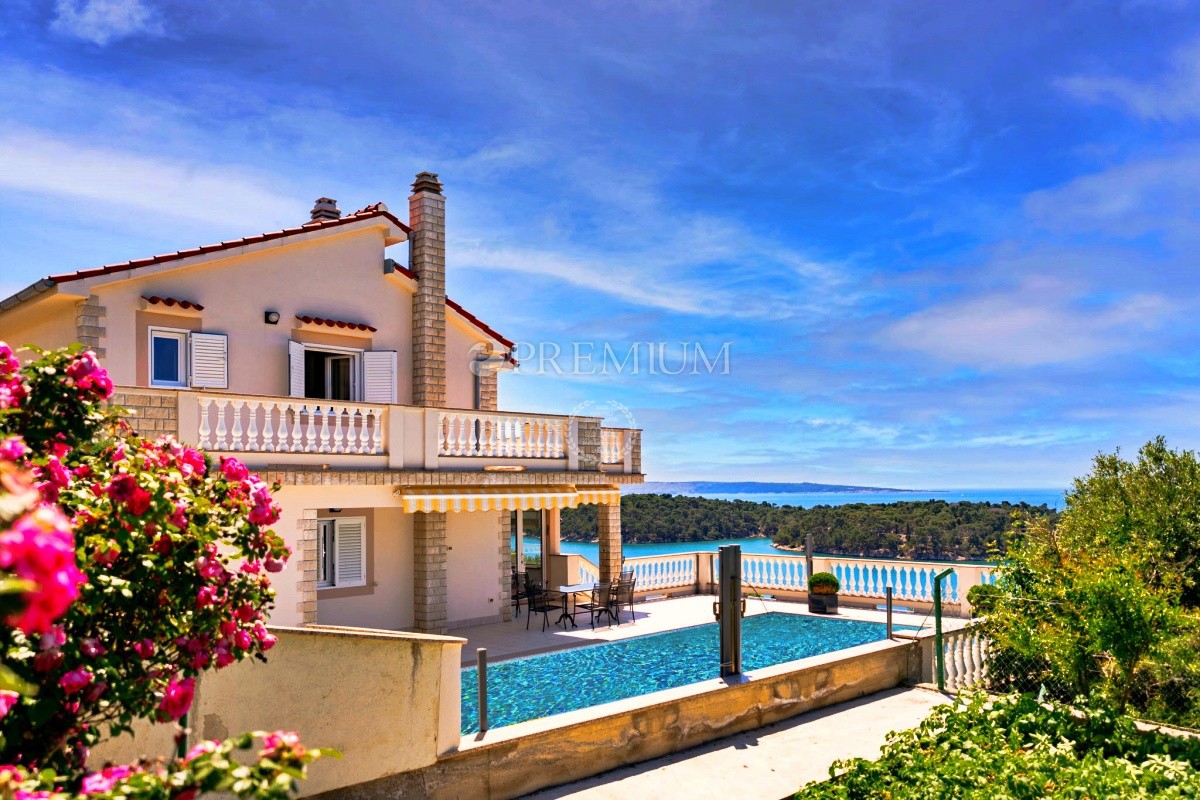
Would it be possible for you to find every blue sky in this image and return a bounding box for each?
[2,1,1199,488]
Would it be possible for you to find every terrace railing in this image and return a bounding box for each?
[162,388,642,473]
[939,626,990,691]
[623,554,700,593]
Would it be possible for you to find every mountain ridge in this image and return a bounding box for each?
[624,481,916,495]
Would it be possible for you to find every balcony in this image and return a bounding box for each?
[111,387,641,474]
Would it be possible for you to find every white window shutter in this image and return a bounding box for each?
[189,333,228,389]
[362,350,397,404]
[334,517,366,588]
[288,340,305,398]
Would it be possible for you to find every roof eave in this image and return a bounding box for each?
[0,279,58,315]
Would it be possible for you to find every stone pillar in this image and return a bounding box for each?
[413,511,448,633]
[409,172,447,408]
[498,511,513,622]
[598,502,622,583]
[546,508,562,556]
[478,370,498,411]
[75,294,107,357]
[295,510,319,625]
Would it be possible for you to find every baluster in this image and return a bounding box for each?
[331,406,346,453]
[366,408,381,453]
[245,401,260,450]
[302,404,317,452]
[261,402,276,452]
[214,400,230,449]
[228,400,244,451]
[468,415,480,456]
[315,406,329,453]
[458,415,471,456]
[437,414,450,456]
[954,636,968,689]
[197,398,213,448]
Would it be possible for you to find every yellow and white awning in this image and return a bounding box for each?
[576,486,621,506]
[397,484,620,513]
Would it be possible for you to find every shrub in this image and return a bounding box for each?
[966,583,1001,615]
[809,572,839,595]
[794,692,1200,798]
[0,342,331,797]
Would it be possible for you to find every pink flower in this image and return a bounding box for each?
[168,500,188,529]
[33,649,63,673]
[59,666,93,694]
[134,639,155,659]
[157,677,195,721]
[259,730,305,762]
[183,740,220,763]
[0,436,27,462]
[220,457,249,482]
[0,343,19,375]
[263,556,285,573]
[233,629,252,650]
[196,586,219,609]
[126,487,152,516]
[81,638,106,658]
[0,505,87,633]
[93,540,120,567]
[80,764,135,795]
[0,690,18,720]
[180,448,206,479]
[197,555,226,581]
[239,560,262,575]
[66,351,113,400]
[105,473,137,504]
[253,622,277,651]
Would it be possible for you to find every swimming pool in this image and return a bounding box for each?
[461,612,913,733]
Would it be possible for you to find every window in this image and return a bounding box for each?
[304,350,355,400]
[317,517,366,589]
[149,328,188,387]
[289,341,396,403]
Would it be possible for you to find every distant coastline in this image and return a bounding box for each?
[625,480,917,495]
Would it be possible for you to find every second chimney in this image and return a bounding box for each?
[409,172,447,407]
[310,197,341,222]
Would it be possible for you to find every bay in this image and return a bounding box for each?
[523,487,1065,563]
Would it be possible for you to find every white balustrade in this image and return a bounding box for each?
[743,554,808,592]
[624,554,697,592]
[196,396,385,455]
[600,429,626,464]
[438,411,567,459]
[941,626,989,691]
[827,558,962,603]
[577,556,600,586]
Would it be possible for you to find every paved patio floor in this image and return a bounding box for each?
[521,686,949,800]
[456,594,954,666]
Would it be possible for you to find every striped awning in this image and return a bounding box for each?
[397,484,621,513]
[576,486,621,506]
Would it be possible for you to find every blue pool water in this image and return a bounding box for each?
[461,612,913,733]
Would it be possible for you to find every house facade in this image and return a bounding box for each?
[0,172,643,634]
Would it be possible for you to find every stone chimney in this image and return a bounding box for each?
[409,172,447,408]
[310,197,341,222]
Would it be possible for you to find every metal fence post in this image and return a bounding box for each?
[477,648,488,733]
[933,568,953,692]
[886,586,894,640]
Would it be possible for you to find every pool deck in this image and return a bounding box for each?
[457,595,965,666]
[520,685,950,800]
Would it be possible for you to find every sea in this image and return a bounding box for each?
[523,487,1065,562]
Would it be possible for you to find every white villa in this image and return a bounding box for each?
[0,172,643,635]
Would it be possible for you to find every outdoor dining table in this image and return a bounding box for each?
[553,583,594,628]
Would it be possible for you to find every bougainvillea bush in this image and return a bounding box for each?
[0,343,329,796]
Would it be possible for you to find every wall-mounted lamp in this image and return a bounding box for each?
[264,310,281,324]
[328,508,342,513]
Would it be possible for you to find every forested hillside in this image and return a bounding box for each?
[560,493,1059,561]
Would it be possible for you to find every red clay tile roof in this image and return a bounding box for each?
[142,295,204,311]
[45,204,410,285]
[446,298,515,348]
[295,315,377,333]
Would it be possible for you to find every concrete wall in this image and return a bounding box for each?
[86,627,466,798]
[1,296,80,354]
[446,511,505,627]
[333,639,917,800]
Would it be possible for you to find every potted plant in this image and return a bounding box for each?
[808,571,840,614]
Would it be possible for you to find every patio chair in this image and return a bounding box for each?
[574,582,615,630]
[511,570,527,617]
[610,575,636,624]
[526,585,565,632]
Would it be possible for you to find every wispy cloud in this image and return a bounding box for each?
[1059,36,1200,122]
[0,127,301,229]
[50,0,164,46]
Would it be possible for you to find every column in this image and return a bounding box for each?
[546,507,562,556]
[295,510,319,625]
[598,502,622,583]
[413,511,448,633]
[498,510,513,622]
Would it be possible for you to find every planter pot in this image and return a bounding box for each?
[808,592,839,614]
